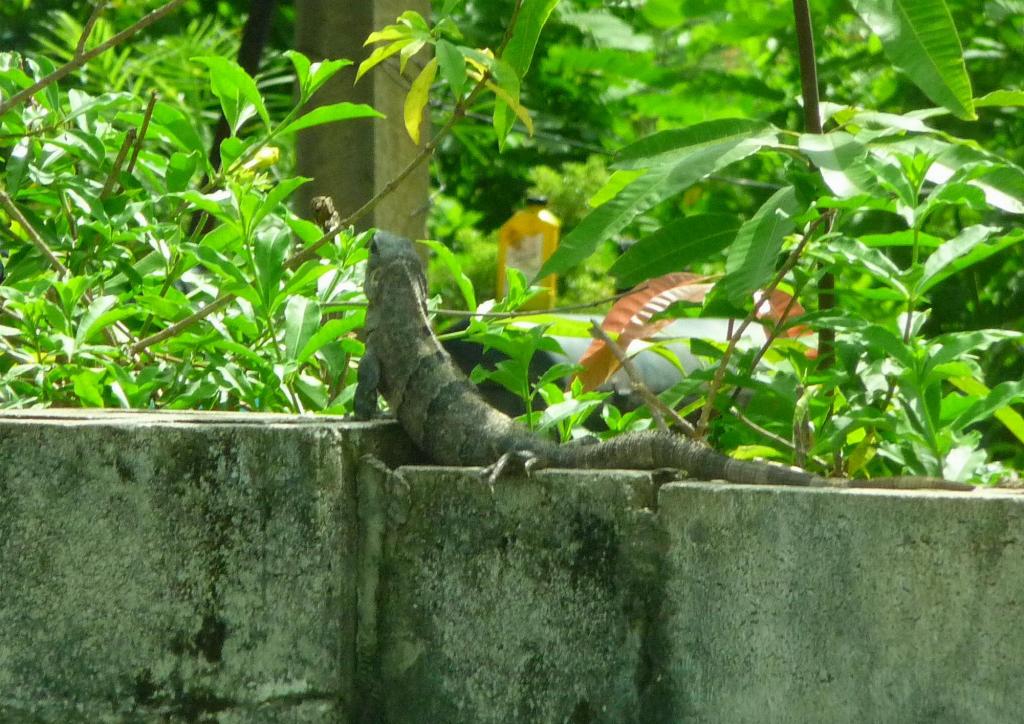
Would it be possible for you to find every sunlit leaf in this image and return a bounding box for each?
[849,0,975,119]
[405,56,438,144]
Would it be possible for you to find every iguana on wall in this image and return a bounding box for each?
[355,231,971,491]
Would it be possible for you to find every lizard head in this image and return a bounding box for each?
[364,230,428,306]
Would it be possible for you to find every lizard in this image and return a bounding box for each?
[354,230,972,491]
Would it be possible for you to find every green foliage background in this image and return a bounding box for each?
[1,0,1022,481]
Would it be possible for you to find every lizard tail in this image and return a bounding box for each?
[550,430,825,487]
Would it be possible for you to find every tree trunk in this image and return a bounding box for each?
[294,0,430,239]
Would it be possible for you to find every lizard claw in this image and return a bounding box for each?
[482,450,546,487]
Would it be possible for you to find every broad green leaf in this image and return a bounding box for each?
[306,58,353,98]
[278,102,383,136]
[927,329,1020,372]
[589,169,646,207]
[860,324,916,369]
[642,0,685,27]
[436,39,466,98]
[860,230,943,248]
[539,120,776,278]
[166,150,200,192]
[74,295,118,346]
[253,230,291,309]
[502,0,560,77]
[193,56,270,132]
[140,102,205,154]
[849,0,975,120]
[974,89,1024,108]
[614,118,775,169]
[72,369,105,407]
[285,51,352,100]
[297,315,362,365]
[950,378,1024,444]
[490,58,531,145]
[195,245,248,287]
[917,224,999,293]
[610,214,740,286]
[251,177,310,232]
[220,136,246,170]
[357,38,415,82]
[828,236,908,295]
[283,296,320,362]
[284,50,311,92]
[179,189,238,227]
[6,138,30,195]
[399,39,428,73]
[798,132,878,198]
[405,56,438,144]
[718,187,802,305]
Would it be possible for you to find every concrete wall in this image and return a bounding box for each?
[1,411,1022,722]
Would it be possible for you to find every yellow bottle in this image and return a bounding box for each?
[497,196,560,310]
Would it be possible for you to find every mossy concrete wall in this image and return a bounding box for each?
[2,411,1023,723]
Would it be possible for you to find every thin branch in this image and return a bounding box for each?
[126,91,157,175]
[0,0,186,116]
[76,2,109,58]
[101,128,136,198]
[0,190,70,277]
[694,214,830,438]
[589,322,696,437]
[130,295,232,354]
[792,0,835,366]
[434,290,640,319]
[792,0,822,134]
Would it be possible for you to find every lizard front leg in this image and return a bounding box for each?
[354,345,381,420]
[482,450,549,486]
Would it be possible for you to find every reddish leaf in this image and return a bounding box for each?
[575,272,714,391]
[753,288,817,358]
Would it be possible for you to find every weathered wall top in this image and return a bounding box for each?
[1,411,1021,723]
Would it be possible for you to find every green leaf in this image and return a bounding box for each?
[284,50,312,92]
[74,295,118,346]
[297,315,362,365]
[642,0,685,28]
[193,56,270,132]
[539,120,777,278]
[285,51,352,100]
[917,224,999,293]
[6,138,30,195]
[974,89,1024,108]
[251,176,310,232]
[614,118,775,169]
[357,38,415,82]
[405,56,438,144]
[828,235,908,295]
[860,324,916,369]
[949,378,1024,444]
[610,214,740,286]
[436,39,466,98]
[849,0,975,120]
[927,329,1020,372]
[253,230,291,309]
[502,0,560,77]
[718,186,803,305]
[72,369,106,407]
[166,150,200,192]
[798,132,878,198]
[283,296,321,362]
[278,102,383,136]
[490,58,530,146]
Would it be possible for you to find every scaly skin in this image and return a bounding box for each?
[355,231,971,491]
